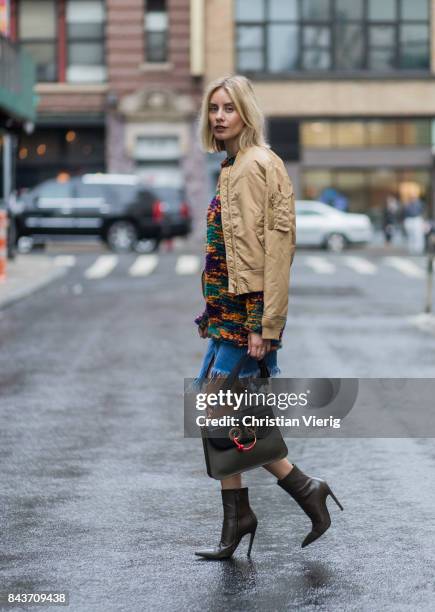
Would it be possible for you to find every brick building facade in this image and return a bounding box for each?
[11,0,208,237]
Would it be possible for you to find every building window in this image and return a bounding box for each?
[16,0,106,83]
[18,0,57,82]
[145,0,168,62]
[301,120,431,148]
[235,0,430,74]
[66,0,106,83]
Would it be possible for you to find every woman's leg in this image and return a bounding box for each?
[263,458,294,480]
[221,474,242,489]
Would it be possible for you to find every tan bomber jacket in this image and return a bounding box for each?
[203,144,296,340]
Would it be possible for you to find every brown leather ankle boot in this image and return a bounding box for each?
[278,464,343,548]
[195,488,258,560]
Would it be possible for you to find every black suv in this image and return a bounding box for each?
[13,174,192,252]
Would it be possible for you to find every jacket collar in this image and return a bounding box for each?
[220,153,237,168]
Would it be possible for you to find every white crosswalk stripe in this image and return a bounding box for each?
[304,256,336,274]
[52,251,429,281]
[383,256,425,279]
[175,255,200,275]
[343,256,377,275]
[128,255,158,277]
[84,255,118,279]
[53,255,76,267]
[408,313,435,334]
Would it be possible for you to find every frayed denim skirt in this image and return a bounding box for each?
[196,337,281,382]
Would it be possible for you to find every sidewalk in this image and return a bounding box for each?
[0,254,68,310]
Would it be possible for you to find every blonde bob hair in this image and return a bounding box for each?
[198,74,269,153]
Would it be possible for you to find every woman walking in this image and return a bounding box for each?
[194,75,343,560]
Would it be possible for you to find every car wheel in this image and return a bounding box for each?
[106,220,138,252]
[7,219,17,260]
[135,238,160,254]
[326,233,346,253]
[17,236,34,254]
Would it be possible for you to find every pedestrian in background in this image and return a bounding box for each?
[383,193,400,244]
[402,196,425,255]
[193,75,343,560]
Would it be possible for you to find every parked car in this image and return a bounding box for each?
[13,174,192,253]
[295,200,373,252]
[7,209,17,259]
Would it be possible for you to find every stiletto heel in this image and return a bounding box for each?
[195,488,258,560]
[247,527,256,557]
[277,465,343,548]
[327,486,344,511]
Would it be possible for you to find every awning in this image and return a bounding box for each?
[0,34,37,124]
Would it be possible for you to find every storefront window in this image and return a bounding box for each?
[302,170,333,200]
[16,127,106,189]
[334,171,366,212]
[302,168,430,224]
[301,120,431,148]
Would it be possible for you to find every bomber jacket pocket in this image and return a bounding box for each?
[269,189,292,232]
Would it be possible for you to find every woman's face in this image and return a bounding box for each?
[208,87,245,146]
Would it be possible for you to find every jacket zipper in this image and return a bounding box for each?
[226,163,239,293]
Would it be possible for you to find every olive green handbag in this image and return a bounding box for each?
[199,354,288,480]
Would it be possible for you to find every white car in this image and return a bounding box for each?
[295,200,374,252]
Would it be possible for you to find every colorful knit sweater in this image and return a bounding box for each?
[195,154,283,349]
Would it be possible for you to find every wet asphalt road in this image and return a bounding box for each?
[1,244,435,611]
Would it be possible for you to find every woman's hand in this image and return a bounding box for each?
[248,332,271,360]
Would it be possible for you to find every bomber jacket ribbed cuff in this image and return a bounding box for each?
[261,316,285,340]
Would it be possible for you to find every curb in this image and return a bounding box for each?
[0,265,68,311]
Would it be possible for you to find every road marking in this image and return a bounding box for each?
[175,255,200,275]
[53,255,76,267]
[129,255,158,277]
[343,256,377,275]
[384,257,425,279]
[304,256,336,274]
[84,255,118,279]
